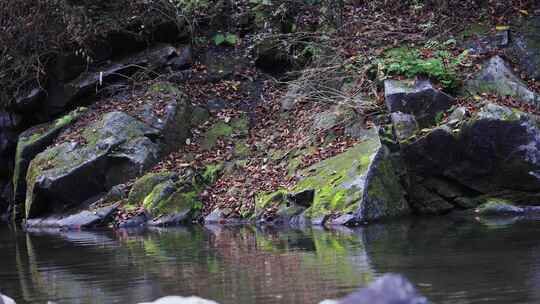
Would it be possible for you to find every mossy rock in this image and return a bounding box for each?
[260,131,410,225]
[25,112,161,219]
[128,172,175,207]
[12,107,86,212]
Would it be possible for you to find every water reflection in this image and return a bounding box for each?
[0,225,372,304]
[3,216,540,304]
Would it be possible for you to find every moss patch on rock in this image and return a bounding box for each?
[202,116,249,150]
[293,139,379,219]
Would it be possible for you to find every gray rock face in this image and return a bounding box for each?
[510,16,540,80]
[384,80,455,128]
[338,274,429,304]
[25,203,119,229]
[401,103,540,212]
[466,56,540,105]
[25,112,159,219]
[391,112,419,141]
[0,111,22,179]
[24,82,191,221]
[14,87,45,113]
[12,108,85,212]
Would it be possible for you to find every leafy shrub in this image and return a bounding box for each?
[377,45,470,90]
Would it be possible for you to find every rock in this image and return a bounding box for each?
[466,56,540,105]
[475,199,524,216]
[281,83,305,111]
[312,104,358,132]
[138,296,219,304]
[287,189,315,207]
[337,274,429,304]
[167,46,192,70]
[13,87,45,113]
[204,209,225,224]
[254,37,292,73]
[402,103,540,211]
[125,168,219,227]
[25,112,160,219]
[43,44,179,117]
[278,130,410,225]
[0,111,22,179]
[384,79,455,128]
[391,112,419,141]
[202,49,248,82]
[25,203,119,229]
[255,190,304,225]
[140,83,192,154]
[328,214,356,226]
[118,213,149,228]
[509,16,540,80]
[12,108,86,212]
[0,294,16,304]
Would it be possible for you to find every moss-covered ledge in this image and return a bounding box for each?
[12,107,86,218]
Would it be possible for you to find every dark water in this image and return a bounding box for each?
[1,216,540,304]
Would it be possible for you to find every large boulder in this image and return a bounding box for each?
[257,130,410,226]
[401,103,540,212]
[12,108,86,212]
[24,82,191,220]
[384,80,455,128]
[466,56,540,105]
[25,111,160,219]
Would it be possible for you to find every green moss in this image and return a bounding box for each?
[202,116,250,150]
[152,187,200,217]
[202,163,223,184]
[129,172,174,206]
[293,139,379,219]
[202,122,234,150]
[255,189,288,217]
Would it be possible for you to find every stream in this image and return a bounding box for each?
[1,216,540,304]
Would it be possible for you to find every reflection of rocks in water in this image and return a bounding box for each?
[2,226,375,304]
[361,218,540,303]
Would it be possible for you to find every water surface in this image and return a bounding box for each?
[1,217,540,304]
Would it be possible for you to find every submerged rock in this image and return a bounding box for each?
[337,274,429,304]
[384,79,455,128]
[466,56,540,105]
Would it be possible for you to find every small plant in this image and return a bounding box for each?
[213,33,239,46]
[376,44,470,91]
